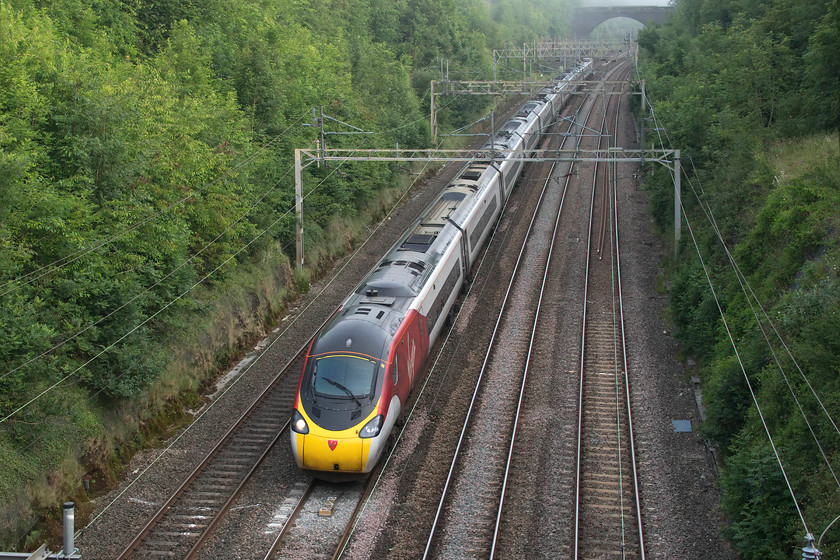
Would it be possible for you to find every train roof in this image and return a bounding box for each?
[313,307,392,362]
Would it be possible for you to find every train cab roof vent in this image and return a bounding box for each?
[408,261,427,274]
[460,170,482,181]
[377,260,393,269]
[355,307,371,315]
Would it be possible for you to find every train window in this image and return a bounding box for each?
[312,355,378,399]
[392,353,399,385]
[469,196,498,248]
[426,262,461,330]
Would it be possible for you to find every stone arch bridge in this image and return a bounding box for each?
[574,5,673,37]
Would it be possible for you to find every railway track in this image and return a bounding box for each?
[116,346,309,560]
[78,91,569,560]
[262,464,380,560]
[419,92,596,559]
[114,59,644,560]
[100,92,563,560]
[573,62,645,560]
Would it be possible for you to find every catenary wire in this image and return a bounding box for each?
[79,90,476,406]
[679,195,811,535]
[0,81,475,531]
[79,98,462,534]
[715,216,840,489]
[641,69,840,473]
[0,161,297,384]
[0,148,358,425]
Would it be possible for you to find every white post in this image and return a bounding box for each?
[431,80,437,144]
[295,149,303,271]
[674,149,681,257]
[62,502,75,557]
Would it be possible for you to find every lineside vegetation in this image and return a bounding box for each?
[638,0,840,557]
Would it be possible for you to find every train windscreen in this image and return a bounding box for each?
[312,354,379,399]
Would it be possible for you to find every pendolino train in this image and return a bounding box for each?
[291,60,593,478]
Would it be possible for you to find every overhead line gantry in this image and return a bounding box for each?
[293,146,681,271]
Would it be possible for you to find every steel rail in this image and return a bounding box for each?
[610,66,647,560]
[261,453,383,559]
[329,461,385,560]
[573,61,644,560]
[183,420,291,559]
[488,115,582,559]
[422,92,596,560]
[572,90,604,560]
[262,480,316,560]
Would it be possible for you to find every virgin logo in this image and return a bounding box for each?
[328,440,338,451]
[407,338,417,383]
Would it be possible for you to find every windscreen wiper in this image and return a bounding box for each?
[323,378,362,406]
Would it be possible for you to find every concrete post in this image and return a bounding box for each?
[430,80,437,144]
[319,105,326,165]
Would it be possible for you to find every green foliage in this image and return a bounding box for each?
[803,0,840,133]
[639,0,840,556]
[721,439,800,560]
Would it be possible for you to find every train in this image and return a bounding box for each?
[291,60,593,479]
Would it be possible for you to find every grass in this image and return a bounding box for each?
[769,133,839,182]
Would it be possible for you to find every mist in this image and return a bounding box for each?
[579,0,672,6]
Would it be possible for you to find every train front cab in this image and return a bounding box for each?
[291,315,389,477]
[292,310,428,478]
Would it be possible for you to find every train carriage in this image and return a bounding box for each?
[291,61,591,478]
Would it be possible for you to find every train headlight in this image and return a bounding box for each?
[358,415,384,439]
[292,409,309,434]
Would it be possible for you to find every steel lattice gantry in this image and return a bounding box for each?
[429,77,635,142]
[492,40,633,80]
[292,147,681,270]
